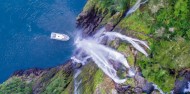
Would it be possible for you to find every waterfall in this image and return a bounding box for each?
[75,38,134,83]
[152,84,165,94]
[72,51,92,94]
[74,70,82,94]
[73,0,150,92]
[125,0,148,17]
[71,56,81,94]
[72,26,150,93]
[103,32,150,56]
[73,28,150,83]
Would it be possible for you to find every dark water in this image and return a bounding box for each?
[0,0,86,83]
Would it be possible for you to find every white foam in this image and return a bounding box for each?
[125,0,148,17]
[184,82,190,93]
[75,38,131,83]
[104,32,149,56]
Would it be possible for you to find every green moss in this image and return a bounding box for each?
[117,43,135,66]
[82,0,97,12]
[83,0,130,15]
[108,12,123,26]
[117,43,127,52]
[118,10,152,35]
[99,12,112,26]
[100,88,107,94]
[125,78,135,87]
[0,77,33,94]
[79,62,99,93]
[93,69,104,90]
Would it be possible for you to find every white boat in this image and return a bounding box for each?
[50,32,70,41]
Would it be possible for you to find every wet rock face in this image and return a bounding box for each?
[174,69,190,94]
[134,87,143,94]
[10,61,74,94]
[13,68,44,77]
[76,8,103,36]
[99,36,109,45]
[105,22,114,31]
[134,75,147,89]
[142,83,154,94]
[115,83,131,93]
[134,73,154,94]
[74,63,83,69]
[12,60,74,78]
[33,61,74,94]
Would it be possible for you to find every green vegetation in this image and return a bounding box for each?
[0,65,74,94]
[79,62,101,94]
[153,39,190,70]
[95,0,129,13]
[124,0,190,92]
[138,39,190,92]
[154,0,190,40]
[117,43,135,66]
[0,77,32,94]
[83,0,130,14]
[119,10,152,35]
[0,0,190,93]
[125,78,135,87]
[83,0,130,15]
[42,70,72,94]
[115,0,190,92]
[93,69,104,90]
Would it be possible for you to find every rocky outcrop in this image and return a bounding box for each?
[13,68,44,77]
[174,69,190,94]
[0,60,75,94]
[1,0,190,94]
[33,60,74,94]
[76,7,104,36]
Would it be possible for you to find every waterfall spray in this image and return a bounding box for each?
[103,32,150,56]
[73,26,150,93]
[75,38,133,83]
[73,0,150,92]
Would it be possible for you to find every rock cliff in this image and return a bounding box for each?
[0,0,190,94]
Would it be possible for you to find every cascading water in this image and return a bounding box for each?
[103,32,150,56]
[72,29,150,93]
[125,0,148,17]
[73,69,82,94]
[71,53,91,94]
[75,38,133,83]
[72,0,151,93]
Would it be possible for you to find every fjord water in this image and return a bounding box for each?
[0,0,86,83]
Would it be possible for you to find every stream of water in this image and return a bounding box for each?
[71,0,157,93]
